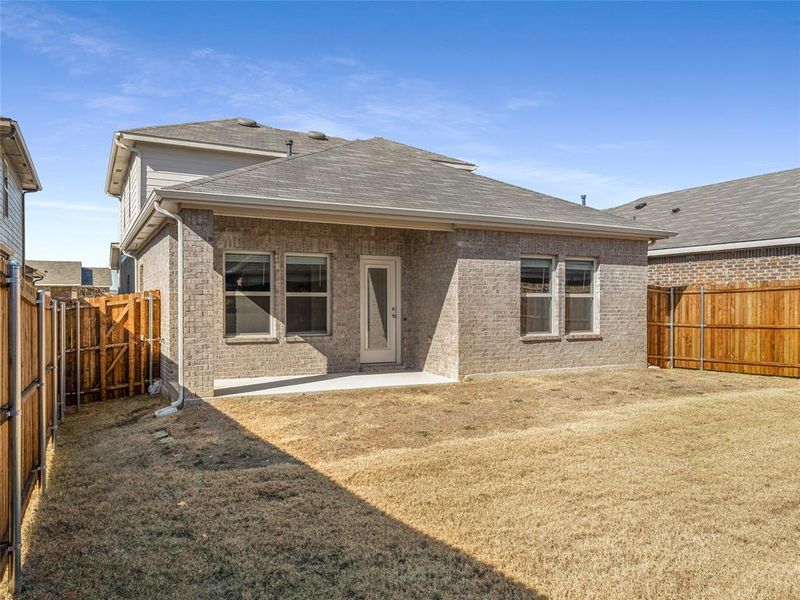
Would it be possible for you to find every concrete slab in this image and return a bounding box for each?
[213,370,456,398]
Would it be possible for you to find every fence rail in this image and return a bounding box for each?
[647,279,800,377]
[1,255,161,594]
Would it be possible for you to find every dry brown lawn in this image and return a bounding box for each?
[5,368,799,600]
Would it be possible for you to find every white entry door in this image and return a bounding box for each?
[360,256,401,364]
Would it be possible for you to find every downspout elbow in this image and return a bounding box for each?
[152,198,185,416]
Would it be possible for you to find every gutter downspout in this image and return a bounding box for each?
[152,199,184,417]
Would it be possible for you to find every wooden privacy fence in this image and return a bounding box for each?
[1,254,161,594]
[647,279,800,377]
[63,291,160,405]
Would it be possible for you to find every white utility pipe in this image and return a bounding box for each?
[152,199,184,416]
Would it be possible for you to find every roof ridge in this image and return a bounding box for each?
[163,138,363,191]
[121,117,241,133]
[372,136,474,166]
[615,167,800,209]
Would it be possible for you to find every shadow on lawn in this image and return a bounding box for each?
[17,397,546,600]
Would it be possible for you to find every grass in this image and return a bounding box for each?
[5,368,799,599]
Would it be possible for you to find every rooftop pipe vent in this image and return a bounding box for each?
[236,118,259,127]
[307,130,327,140]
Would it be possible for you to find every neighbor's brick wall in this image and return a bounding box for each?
[456,230,648,378]
[648,246,800,287]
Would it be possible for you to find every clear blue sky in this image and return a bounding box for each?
[2,1,798,266]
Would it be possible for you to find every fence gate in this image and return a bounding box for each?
[63,292,161,405]
[648,280,800,377]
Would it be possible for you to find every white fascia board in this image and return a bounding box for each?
[648,236,800,256]
[118,132,284,158]
[155,188,675,240]
[105,132,283,197]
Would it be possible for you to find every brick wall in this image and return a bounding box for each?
[137,222,178,398]
[648,246,800,287]
[137,213,650,396]
[213,216,460,380]
[456,230,648,378]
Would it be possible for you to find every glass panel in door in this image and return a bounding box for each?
[366,267,389,349]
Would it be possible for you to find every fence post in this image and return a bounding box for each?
[148,292,154,388]
[7,260,23,594]
[668,287,675,369]
[59,301,66,423]
[37,290,47,491]
[75,299,81,410]
[51,299,59,442]
[699,286,705,371]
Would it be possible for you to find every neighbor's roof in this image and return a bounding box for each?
[82,267,112,288]
[0,117,42,191]
[159,137,669,238]
[27,261,82,286]
[608,168,800,252]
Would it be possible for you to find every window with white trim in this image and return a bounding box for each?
[565,259,595,333]
[286,254,330,335]
[224,253,272,336]
[520,257,554,334]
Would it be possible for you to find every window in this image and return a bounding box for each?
[521,257,554,334]
[286,254,330,335]
[565,259,595,333]
[2,159,8,218]
[224,253,272,336]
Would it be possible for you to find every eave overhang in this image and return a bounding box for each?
[0,118,42,191]
[120,188,675,253]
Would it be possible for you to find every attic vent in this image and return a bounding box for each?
[634,202,647,210]
[307,131,327,140]
[672,207,681,213]
[236,118,259,127]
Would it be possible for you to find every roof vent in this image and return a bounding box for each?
[672,207,681,213]
[634,202,647,210]
[236,118,259,127]
[307,131,327,140]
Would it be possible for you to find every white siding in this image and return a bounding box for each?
[120,153,141,237]
[140,143,267,199]
[0,150,25,261]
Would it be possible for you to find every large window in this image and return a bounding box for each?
[521,257,554,335]
[224,253,272,337]
[286,254,330,335]
[565,259,595,333]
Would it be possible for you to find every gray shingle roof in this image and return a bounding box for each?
[123,118,475,166]
[162,138,659,234]
[608,168,800,251]
[28,261,82,286]
[82,267,112,288]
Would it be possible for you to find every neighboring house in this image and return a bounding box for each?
[28,260,114,300]
[0,117,42,264]
[609,169,800,287]
[105,118,670,400]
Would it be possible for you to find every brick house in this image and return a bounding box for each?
[609,169,800,287]
[27,260,114,300]
[105,118,669,401]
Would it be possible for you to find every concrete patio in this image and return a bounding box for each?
[213,370,456,398]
